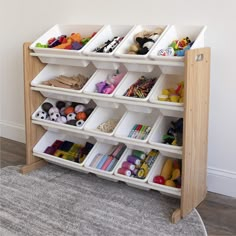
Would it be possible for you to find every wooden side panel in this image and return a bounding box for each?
[23,43,46,166]
[181,48,211,217]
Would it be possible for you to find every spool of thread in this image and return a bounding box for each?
[132,150,146,160]
[122,161,135,171]
[127,155,141,166]
[118,168,131,176]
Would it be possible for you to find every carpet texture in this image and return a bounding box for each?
[0,164,206,236]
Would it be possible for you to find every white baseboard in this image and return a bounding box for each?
[0,121,235,198]
[0,120,25,143]
[207,167,236,198]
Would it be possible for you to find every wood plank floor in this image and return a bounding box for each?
[0,137,235,236]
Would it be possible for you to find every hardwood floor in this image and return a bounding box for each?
[0,137,235,236]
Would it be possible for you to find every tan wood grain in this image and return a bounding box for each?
[181,48,211,217]
[171,208,181,224]
[21,159,47,174]
[21,43,47,173]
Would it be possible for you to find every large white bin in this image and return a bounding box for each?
[30,24,104,66]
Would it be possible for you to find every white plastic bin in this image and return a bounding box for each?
[115,24,169,72]
[114,67,161,102]
[83,25,135,69]
[30,24,104,66]
[83,65,127,107]
[149,74,184,107]
[148,154,181,197]
[33,130,96,169]
[84,106,126,136]
[32,98,96,130]
[148,116,183,151]
[114,109,160,143]
[149,25,207,62]
[84,142,126,176]
[114,148,159,183]
[31,64,96,104]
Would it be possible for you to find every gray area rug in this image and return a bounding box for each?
[0,164,206,236]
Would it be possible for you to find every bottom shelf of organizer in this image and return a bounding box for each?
[33,130,181,197]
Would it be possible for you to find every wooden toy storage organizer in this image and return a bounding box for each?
[21,42,210,223]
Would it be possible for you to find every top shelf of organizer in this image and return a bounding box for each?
[30,24,207,71]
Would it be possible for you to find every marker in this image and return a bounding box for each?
[128,124,138,137]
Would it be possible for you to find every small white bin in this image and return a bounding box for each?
[149,25,207,62]
[84,106,126,136]
[114,24,168,72]
[148,116,183,151]
[33,130,96,169]
[114,109,160,143]
[30,24,104,66]
[31,64,96,104]
[149,74,184,107]
[32,98,96,130]
[83,65,127,107]
[148,154,181,197]
[114,148,159,183]
[84,142,126,176]
[114,67,161,104]
[83,25,135,69]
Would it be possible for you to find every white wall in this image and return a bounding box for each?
[0,0,235,197]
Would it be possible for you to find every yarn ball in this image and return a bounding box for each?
[76,119,85,127]
[36,111,47,120]
[56,101,66,110]
[76,112,87,121]
[42,102,53,113]
[75,104,86,113]
[48,107,59,116]
[64,106,75,115]
[50,112,60,122]
[66,119,77,126]
[67,113,76,121]
[56,116,67,124]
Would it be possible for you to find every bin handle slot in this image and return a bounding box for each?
[195,54,204,62]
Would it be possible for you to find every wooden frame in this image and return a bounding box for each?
[21,42,210,223]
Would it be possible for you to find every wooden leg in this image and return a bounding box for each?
[171,208,181,224]
[21,159,47,174]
